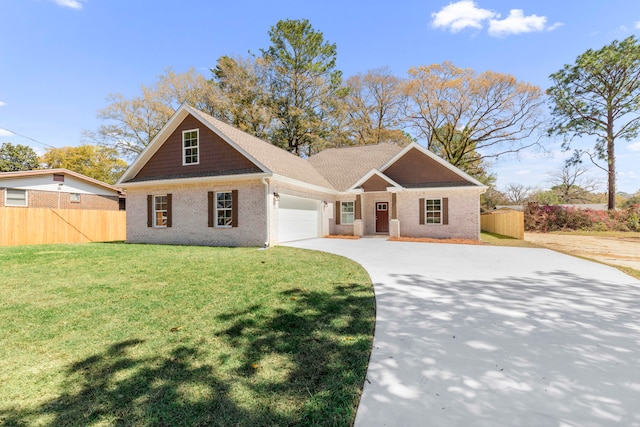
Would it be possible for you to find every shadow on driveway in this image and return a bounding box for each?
[285,238,640,427]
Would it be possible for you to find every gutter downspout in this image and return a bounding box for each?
[262,177,270,247]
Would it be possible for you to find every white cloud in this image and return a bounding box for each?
[629,141,640,151]
[52,0,86,9]
[0,101,6,107]
[489,9,548,37]
[547,22,564,32]
[431,2,561,37]
[0,129,14,137]
[431,1,497,33]
[635,21,640,30]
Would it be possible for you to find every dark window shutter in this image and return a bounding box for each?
[355,195,362,220]
[208,191,214,227]
[442,197,449,225]
[391,193,397,220]
[147,195,153,227]
[419,198,425,225]
[335,201,341,225]
[166,194,172,228]
[232,189,238,227]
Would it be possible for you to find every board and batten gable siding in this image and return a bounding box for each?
[396,189,481,240]
[133,114,262,181]
[360,174,392,192]
[384,147,471,187]
[126,180,266,247]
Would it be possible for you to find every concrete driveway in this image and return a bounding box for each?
[285,238,640,427]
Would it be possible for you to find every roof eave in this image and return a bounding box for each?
[119,172,271,189]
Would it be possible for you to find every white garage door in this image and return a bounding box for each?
[278,195,321,243]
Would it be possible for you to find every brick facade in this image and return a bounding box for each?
[126,180,267,247]
[396,189,483,240]
[0,188,120,210]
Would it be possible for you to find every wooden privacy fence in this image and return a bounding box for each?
[0,207,126,246]
[481,209,524,239]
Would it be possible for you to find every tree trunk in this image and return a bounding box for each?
[607,132,616,210]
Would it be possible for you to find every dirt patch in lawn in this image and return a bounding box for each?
[525,232,640,271]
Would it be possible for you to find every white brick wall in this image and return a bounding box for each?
[397,188,482,240]
[126,180,267,247]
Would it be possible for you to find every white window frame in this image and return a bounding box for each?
[5,188,27,207]
[153,195,168,228]
[182,129,199,166]
[216,191,233,228]
[425,198,442,225]
[70,193,81,203]
[341,201,355,225]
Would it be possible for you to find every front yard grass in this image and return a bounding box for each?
[0,243,374,426]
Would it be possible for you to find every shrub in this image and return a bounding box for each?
[524,204,640,232]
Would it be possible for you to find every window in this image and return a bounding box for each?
[341,201,354,225]
[5,189,27,207]
[70,193,81,203]
[154,195,168,227]
[425,199,442,224]
[182,129,199,165]
[216,191,233,227]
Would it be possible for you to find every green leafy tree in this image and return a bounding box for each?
[547,36,640,210]
[40,145,127,184]
[0,142,40,171]
[621,189,640,208]
[529,189,561,205]
[261,19,347,156]
[481,186,508,211]
[210,55,272,139]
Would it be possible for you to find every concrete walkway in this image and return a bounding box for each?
[285,238,640,427]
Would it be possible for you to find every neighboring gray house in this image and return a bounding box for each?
[117,104,487,246]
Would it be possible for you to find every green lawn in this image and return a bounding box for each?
[0,243,375,426]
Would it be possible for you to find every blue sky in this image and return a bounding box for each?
[1,0,639,193]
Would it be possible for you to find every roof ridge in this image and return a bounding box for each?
[188,108,336,190]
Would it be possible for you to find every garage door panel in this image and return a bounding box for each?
[278,195,321,243]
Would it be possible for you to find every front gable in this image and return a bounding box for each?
[349,169,402,192]
[130,114,262,182]
[361,174,393,192]
[382,145,481,188]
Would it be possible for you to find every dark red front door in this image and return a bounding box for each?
[376,202,389,233]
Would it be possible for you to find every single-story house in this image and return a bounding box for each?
[0,168,123,210]
[117,104,486,246]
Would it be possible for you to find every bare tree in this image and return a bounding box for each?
[86,68,217,159]
[344,67,410,146]
[504,183,532,204]
[404,61,547,172]
[547,164,601,203]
